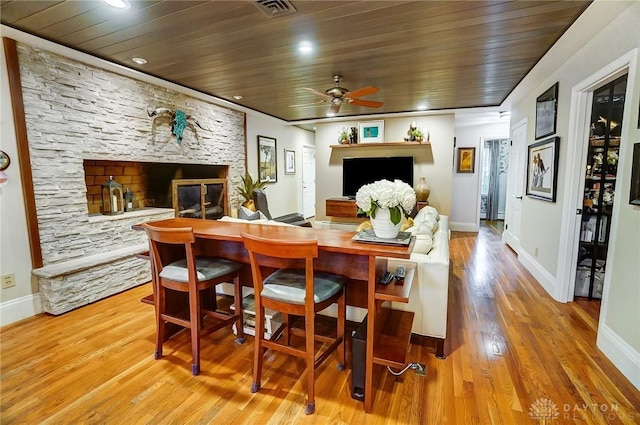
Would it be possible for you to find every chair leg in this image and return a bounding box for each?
[189,285,202,376]
[233,275,245,344]
[337,289,346,370]
[251,303,266,393]
[154,284,165,360]
[282,313,290,345]
[305,310,316,415]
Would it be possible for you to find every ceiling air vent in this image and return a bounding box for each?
[253,0,296,17]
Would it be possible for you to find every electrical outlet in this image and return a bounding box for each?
[1,273,16,289]
[411,362,426,376]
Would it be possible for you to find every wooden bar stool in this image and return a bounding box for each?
[143,223,245,376]
[241,232,346,415]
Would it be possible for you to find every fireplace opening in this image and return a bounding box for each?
[84,160,229,215]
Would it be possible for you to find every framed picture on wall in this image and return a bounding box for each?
[526,136,560,202]
[535,82,559,139]
[358,120,384,143]
[284,149,295,175]
[258,135,277,183]
[456,147,476,173]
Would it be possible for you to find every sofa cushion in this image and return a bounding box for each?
[414,206,440,224]
[239,206,260,220]
[412,233,433,255]
[239,206,268,221]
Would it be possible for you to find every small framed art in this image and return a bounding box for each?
[456,147,476,173]
[535,82,559,140]
[285,149,295,175]
[358,120,384,143]
[526,136,560,202]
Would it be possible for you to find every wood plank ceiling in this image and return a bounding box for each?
[0,0,591,122]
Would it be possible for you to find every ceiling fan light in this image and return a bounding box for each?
[103,0,130,9]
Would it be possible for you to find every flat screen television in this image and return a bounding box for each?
[342,156,414,198]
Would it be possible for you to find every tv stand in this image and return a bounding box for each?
[326,198,363,218]
[326,198,428,218]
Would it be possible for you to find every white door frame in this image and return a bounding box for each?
[555,49,637,303]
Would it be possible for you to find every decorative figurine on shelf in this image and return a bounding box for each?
[349,127,358,144]
[404,121,427,142]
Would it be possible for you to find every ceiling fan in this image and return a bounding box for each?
[292,75,383,115]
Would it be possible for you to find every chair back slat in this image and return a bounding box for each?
[142,223,196,277]
[240,232,317,259]
[142,223,195,244]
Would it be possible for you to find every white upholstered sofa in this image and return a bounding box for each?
[388,206,451,358]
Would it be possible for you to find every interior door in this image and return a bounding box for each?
[503,119,527,252]
[302,146,316,218]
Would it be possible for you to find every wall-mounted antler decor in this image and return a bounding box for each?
[147,107,208,144]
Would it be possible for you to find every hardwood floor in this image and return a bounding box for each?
[1,225,639,424]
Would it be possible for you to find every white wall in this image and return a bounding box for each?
[507,0,640,389]
[0,39,40,325]
[245,115,315,218]
[314,115,454,222]
[451,120,510,231]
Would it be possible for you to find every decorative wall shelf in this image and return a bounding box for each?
[330,141,429,149]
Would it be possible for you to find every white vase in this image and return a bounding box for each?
[370,207,402,239]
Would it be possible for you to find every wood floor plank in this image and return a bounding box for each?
[2,224,639,424]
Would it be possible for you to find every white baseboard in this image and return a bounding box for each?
[450,222,479,232]
[597,324,640,391]
[0,293,42,326]
[517,249,559,301]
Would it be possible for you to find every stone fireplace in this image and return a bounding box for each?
[18,43,246,314]
[83,159,229,214]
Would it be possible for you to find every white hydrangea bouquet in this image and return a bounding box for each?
[355,179,416,225]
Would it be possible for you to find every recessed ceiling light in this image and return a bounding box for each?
[233,95,243,100]
[326,112,336,117]
[417,104,428,111]
[298,41,313,54]
[132,57,147,65]
[103,0,130,9]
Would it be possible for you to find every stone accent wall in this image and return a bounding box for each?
[17,43,246,314]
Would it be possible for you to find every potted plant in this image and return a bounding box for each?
[236,173,266,211]
[338,127,350,144]
[355,179,416,238]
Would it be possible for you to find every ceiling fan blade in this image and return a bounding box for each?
[349,98,384,108]
[303,87,331,98]
[346,85,379,99]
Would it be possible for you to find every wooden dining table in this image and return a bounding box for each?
[139,217,416,413]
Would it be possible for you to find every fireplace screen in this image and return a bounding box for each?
[172,178,228,220]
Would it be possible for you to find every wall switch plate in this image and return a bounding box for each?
[1,273,16,289]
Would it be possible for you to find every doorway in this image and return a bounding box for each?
[574,74,627,300]
[480,138,509,233]
[302,145,316,219]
